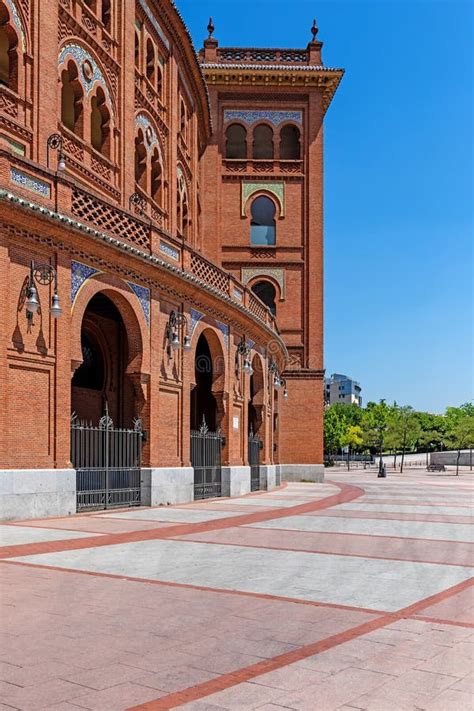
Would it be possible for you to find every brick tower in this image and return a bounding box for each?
[200,20,343,478]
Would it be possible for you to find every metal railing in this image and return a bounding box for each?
[72,412,143,511]
[191,419,223,499]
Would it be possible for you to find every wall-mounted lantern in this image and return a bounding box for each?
[236,335,253,376]
[25,260,62,324]
[47,133,66,172]
[166,310,191,357]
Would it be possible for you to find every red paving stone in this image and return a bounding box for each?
[174,526,473,567]
[0,472,473,710]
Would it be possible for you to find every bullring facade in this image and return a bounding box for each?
[0,0,343,519]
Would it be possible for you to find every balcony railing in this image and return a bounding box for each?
[223,159,303,176]
[0,150,278,333]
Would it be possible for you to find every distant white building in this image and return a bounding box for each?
[325,373,362,406]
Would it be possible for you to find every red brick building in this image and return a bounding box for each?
[0,0,343,519]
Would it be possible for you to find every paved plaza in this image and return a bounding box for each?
[0,470,472,710]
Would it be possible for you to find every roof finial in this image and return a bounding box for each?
[311,18,319,41]
[207,17,215,39]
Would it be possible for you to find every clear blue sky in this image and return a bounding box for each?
[178,0,473,414]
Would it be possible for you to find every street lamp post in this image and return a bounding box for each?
[47,134,66,171]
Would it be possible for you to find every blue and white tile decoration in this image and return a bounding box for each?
[11,168,50,197]
[190,309,204,335]
[215,320,229,349]
[5,0,26,52]
[224,110,303,127]
[136,113,162,155]
[233,287,243,301]
[160,241,179,261]
[58,44,112,106]
[127,282,150,327]
[71,261,100,305]
[248,340,255,350]
[139,0,170,50]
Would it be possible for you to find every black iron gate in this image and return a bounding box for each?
[249,431,264,491]
[191,419,223,499]
[72,411,143,511]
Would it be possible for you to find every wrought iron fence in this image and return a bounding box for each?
[191,419,223,500]
[249,431,264,491]
[72,411,143,511]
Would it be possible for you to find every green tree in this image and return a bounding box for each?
[341,424,364,470]
[361,400,390,469]
[324,406,345,457]
[445,405,474,475]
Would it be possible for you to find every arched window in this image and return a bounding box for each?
[225,124,246,159]
[102,0,111,31]
[251,281,277,316]
[179,99,187,139]
[146,38,155,83]
[250,195,276,246]
[90,87,110,156]
[253,124,274,159]
[135,30,140,68]
[151,148,162,205]
[177,170,189,238]
[61,62,84,136]
[280,124,300,159]
[135,129,147,190]
[156,62,163,97]
[0,2,18,91]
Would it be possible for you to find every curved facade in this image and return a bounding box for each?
[0,0,342,519]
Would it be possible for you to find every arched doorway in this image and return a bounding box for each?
[248,354,265,490]
[191,333,217,430]
[71,292,143,511]
[190,331,225,499]
[72,293,135,426]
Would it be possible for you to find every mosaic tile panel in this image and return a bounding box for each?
[215,320,229,349]
[71,261,100,305]
[159,241,179,261]
[224,110,303,127]
[242,182,285,217]
[190,309,204,335]
[136,113,162,155]
[241,267,285,297]
[127,282,150,327]
[11,168,51,198]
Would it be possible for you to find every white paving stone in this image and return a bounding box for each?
[247,515,474,542]
[335,503,473,516]
[97,508,247,522]
[0,524,98,546]
[11,539,473,612]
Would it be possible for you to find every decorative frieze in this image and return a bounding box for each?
[224,110,302,126]
[139,0,170,50]
[10,168,50,198]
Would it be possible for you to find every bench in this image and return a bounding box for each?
[427,464,446,472]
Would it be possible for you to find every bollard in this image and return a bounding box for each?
[378,464,387,478]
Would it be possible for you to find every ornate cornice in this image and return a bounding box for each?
[202,65,344,113]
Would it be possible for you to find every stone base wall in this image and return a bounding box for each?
[141,467,194,507]
[0,469,76,521]
[279,463,325,483]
